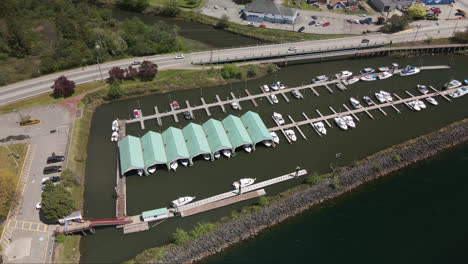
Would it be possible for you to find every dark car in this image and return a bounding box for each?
[361,38,370,44]
[183,111,192,120]
[47,155,65,164]
[346,19,352,23]
[312,15,318,19]
[298,26,305,33]
[43,166,62,174]
[309,21,316,25]
[359,20,366,24]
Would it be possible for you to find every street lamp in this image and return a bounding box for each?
[413,24,421,42]
[95,43,104,82]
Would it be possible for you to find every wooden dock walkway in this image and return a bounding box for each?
[342,104,360,122]
[288,115,307,140]
[429,86,451,102]
[302,113,322,137]
[116,123,127,218]
[316,109,331,127]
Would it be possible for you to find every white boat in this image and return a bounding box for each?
[291,89,303,99]
[380,91,392,102]
[263,140,272,147]
[112,119,119,131]
[313,122,327,135]
[172,196,195,207]
[312,75,328,83]
[359,68,375,75]
[347,78,359,85]
[243,145,252,153]
[232,178,256,189]
[203,154,211,160]
[148,167,156,174]
[399,65,420,76]
[444,79,462,89]
[415,100,426,109]
[272,112,285,125]
[378,71,392,80]
[375,92,386,103]
[277,81,286,89]
[170,161,178,171]
[285,129,297,142]
[269,83,279,91]
[378,66,390,72]
[180,159,189,167]
[417,85,429,94]
[111,131,119,142]
[449,86,468,98]
[336,83,347,91]
[335,70,353,79]
[334,117,348,130]
[137,169,144,176]
[350,97,362,109]
[222,149,232,158]
[361,74,377,81]
[363,96,374,106]
[263,85,270,92]
[408,101,421,111]
[270,132,280,144]
[214,151,221,159]
[270,94,279,104]
[342,115,356,128]
[425,97,438,105]
[231,102,240,110]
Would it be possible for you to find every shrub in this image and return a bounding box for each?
[304,172,323,185]
[107,83,124,99]
[216,15,229,29]
[138,61,158,81]
[373,163,383,173]
[221,64,242,79]
[55,234,65,243]
[330,176,341,189]
[172,228,190,245]
[380,15,410,33]
[161,0,181,17]
[51,76,75,97]
[117,0,149,12]
[61,168,74,187]
[108,67,125,83]
[451,28,468,43]
[246,64,259,78]
[392,153,401,162]
[257,196,270,206]
[266,64,276,73]
[407,5,426,20]
[189,222,215,239]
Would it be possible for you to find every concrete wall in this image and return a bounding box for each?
[244,11,296,24]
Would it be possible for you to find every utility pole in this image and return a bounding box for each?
[95,43,104,82]
[452,21,459,37]
[413,25,421,42]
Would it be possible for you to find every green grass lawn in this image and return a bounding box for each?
[283,0,322,11]
[149,0,202,8]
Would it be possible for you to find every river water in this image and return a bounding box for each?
[80,54,468,263]
[202,142,468,264]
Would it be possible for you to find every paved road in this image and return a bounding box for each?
[0,21,466,106]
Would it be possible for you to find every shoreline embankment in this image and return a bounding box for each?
[153,119,468,264]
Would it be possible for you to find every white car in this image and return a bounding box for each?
[315,22,322,27]
[175,54,184,59]
[36,202,42,209]
[131,60,141,65]
[359,14,366,17]
[288,46,297,51]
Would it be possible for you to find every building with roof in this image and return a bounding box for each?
[182,123,212,164]
[141,208,169,222]
[202,119,233,155]
[243,0,298,24]
[119,135,145,176]
[328,0,347,9]
[241,111,273,150]
[369,0,397,12]
[222,115,253,153]
[162,127,190,168]
[141,131,168,173]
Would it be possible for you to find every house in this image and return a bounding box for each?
[328,0,347,10]
[243,0,298,24]
[369,0,397,12]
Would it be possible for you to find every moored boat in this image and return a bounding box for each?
[231,102,240,110]
[425,97,438,105]
[361,74,377,81]
[214,151,221,159]
[133,109,140,118]
[342,115,356,128]
[336,82,347,91]
[359,68,375,75]
[172,196,195,207]
[270,132,280,144]
[270,94,279,104]
[171,101,180,110]
[222,149,232,158]
[291,89,303,99]
[243,145,252,153]
[334,117,348,130]
[137,169,144,176]
[170,161,178,171]
[374,92,386,103]
[285,129,297,142]
[378,66,390,72]
[277,81,286,89]
[272,112,285,125]
[263,140,272,147]
[416,100,426,109]
[203,154,211,160]
[347,78,359,85]
[112,119,119,131]
[335,70,353,79]
[111,131,119,142]
[263,84,270,92]
[363,96,374,106]
[180,159,189,167]
[407,101,421,111]
[350,97,362,109]
[148,166,156,174]
[380,90,393,102]
[417,84,429,94]
[378,71,392,80]
[312,75,328,83]
[269,83,279,91]
[398,65,420,76]
[232,178,256,189]
[444,79,462,89]
[313,122,327,135]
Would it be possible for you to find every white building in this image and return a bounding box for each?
[243,0,298,24]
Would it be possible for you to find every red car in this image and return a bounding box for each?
[431,7,441,14]
[323,22,330,27]
[259,24,267,28]
[172,101,180,110]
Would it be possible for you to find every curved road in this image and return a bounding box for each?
[0,22,465,106]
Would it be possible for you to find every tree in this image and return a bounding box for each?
[216,15,229,29]
[138,60,158,81]
[108,67,125,83]
[161,0,181,17]
[125,66,139,80]
[117,0,149,12]
[221,64,242,79]
[407,5,426,20]
[107,83,124,99]
[173,228,190,245]
[380,15,410,33]
[41,181,75,222]
[451,27,468,43]
[377,16,385,25]
[51,76,75,97]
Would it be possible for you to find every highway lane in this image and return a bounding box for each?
[0,22,466,106]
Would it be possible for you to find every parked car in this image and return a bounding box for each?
[175,54,184,59]
[288,46,297,51]
[359,20,366,24]
[36,202,42,210]
[42,176,61,183]
[47,155,65,164]
[361,38,370,44]
[323,22,330,27]
[364,18,372,23]
[43,166,62,175]
[247,22,254,27]
[313,2,320,7]
[309,21,316,25]
[431,7,441,14]
[346,19,352,23]
[353,19,360,24]
[312,15,318,19]
[359,14,366,17]
[131,60,141,65]
[259,24,267,28]
[239,9,244,14]
[298,26,305,32]
[315,22,322,27]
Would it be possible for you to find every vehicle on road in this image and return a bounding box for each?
[175,54,184,59]
[43,166,62,174]
[298,26,305,32]
[364,18,372,23]
[247,22,254,27]
[315,22,322,27]
[288,46,297,51]
[361,38,370,43]
[323,22,330,27]
[131,60,141,65]
[359,14,366,17]
[309,21,316,25]
[346,19,352,23]
[312,15,318,19]
[259,24,267,28]
[36,202,41,209]
[47,155,65,164]
[313,2,320,7]
[214,5,218,9]
[353,19,360,24]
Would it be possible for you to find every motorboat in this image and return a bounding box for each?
[231,102,240,110]
[183,111,192,120]
[363,96,374,106]
[378,71,392,80]
[222,149,232,158]
[203,154,211,160]
[111,131,119,142]
[137,169,144,176]
[270,94,279,104]
[361,74,377,81]
[359,68,375,75]
[465,80,468,85]
[170,161,178,171]
[336,83,347,91]
[416,100,426,109]
[313,122,327,135]
[425,97,438,105]
[171,196,195,207]
[263,140,272,147]
[148,166,156,174]
[407,101,421,111]
[133,109,140,118]
[277,81,286,89]
[449,86,468,98]
[350,97,362,109]
[291,89,303,99]
[171,101,180,110]
[380,90,393,102]
[285,129,297,142]
[312,75,328,83]
[444,79,462,89]
[263,84,270,92]
[417,84,429,94]
[375,92,386,103]
[378,66,390,72]
[243,145,252,153]
[269,83,279,91]
[112,119,119,131]
[270,132,279,144]
[342,115,356,128]
[391,63,399,70]
[272,112,285,125]
[213,151,221,159]
[334,117,348,130]
[232,178,256,189]
[180,159,189,167]
[398,65,420,76]
[335,70,353,79]
[347,78,359,85]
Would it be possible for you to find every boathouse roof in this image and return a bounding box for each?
[142,208,168,219]
[162,127,190,163]
[182,123,212,163]
[222,115,253,151]
[119,135,145,175]
[141,131,168,171]
[202,119,233,153]
[241,111,273,146]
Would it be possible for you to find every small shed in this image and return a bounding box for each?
[141,208,169,222]
[59,211,82,224]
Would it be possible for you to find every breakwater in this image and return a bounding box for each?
[151,119,468,264]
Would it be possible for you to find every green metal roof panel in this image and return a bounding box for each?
[142,208,168,218]
[241,111,273,144]
[222,115,253,148]
[202,119,233,152]
[141,131,167,167]
[162,127,190,162]
[182,123,212,157]
[119,135,144,174]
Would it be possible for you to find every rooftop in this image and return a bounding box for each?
[245,0,297,17]
[202,119,233,153]
[241,111,273,144]
[119,135,145,175]
[162,127,190,163]
[222,115,253,149]
[182,123,212,160]
[141,131,167,169]
[142,208,168,218]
